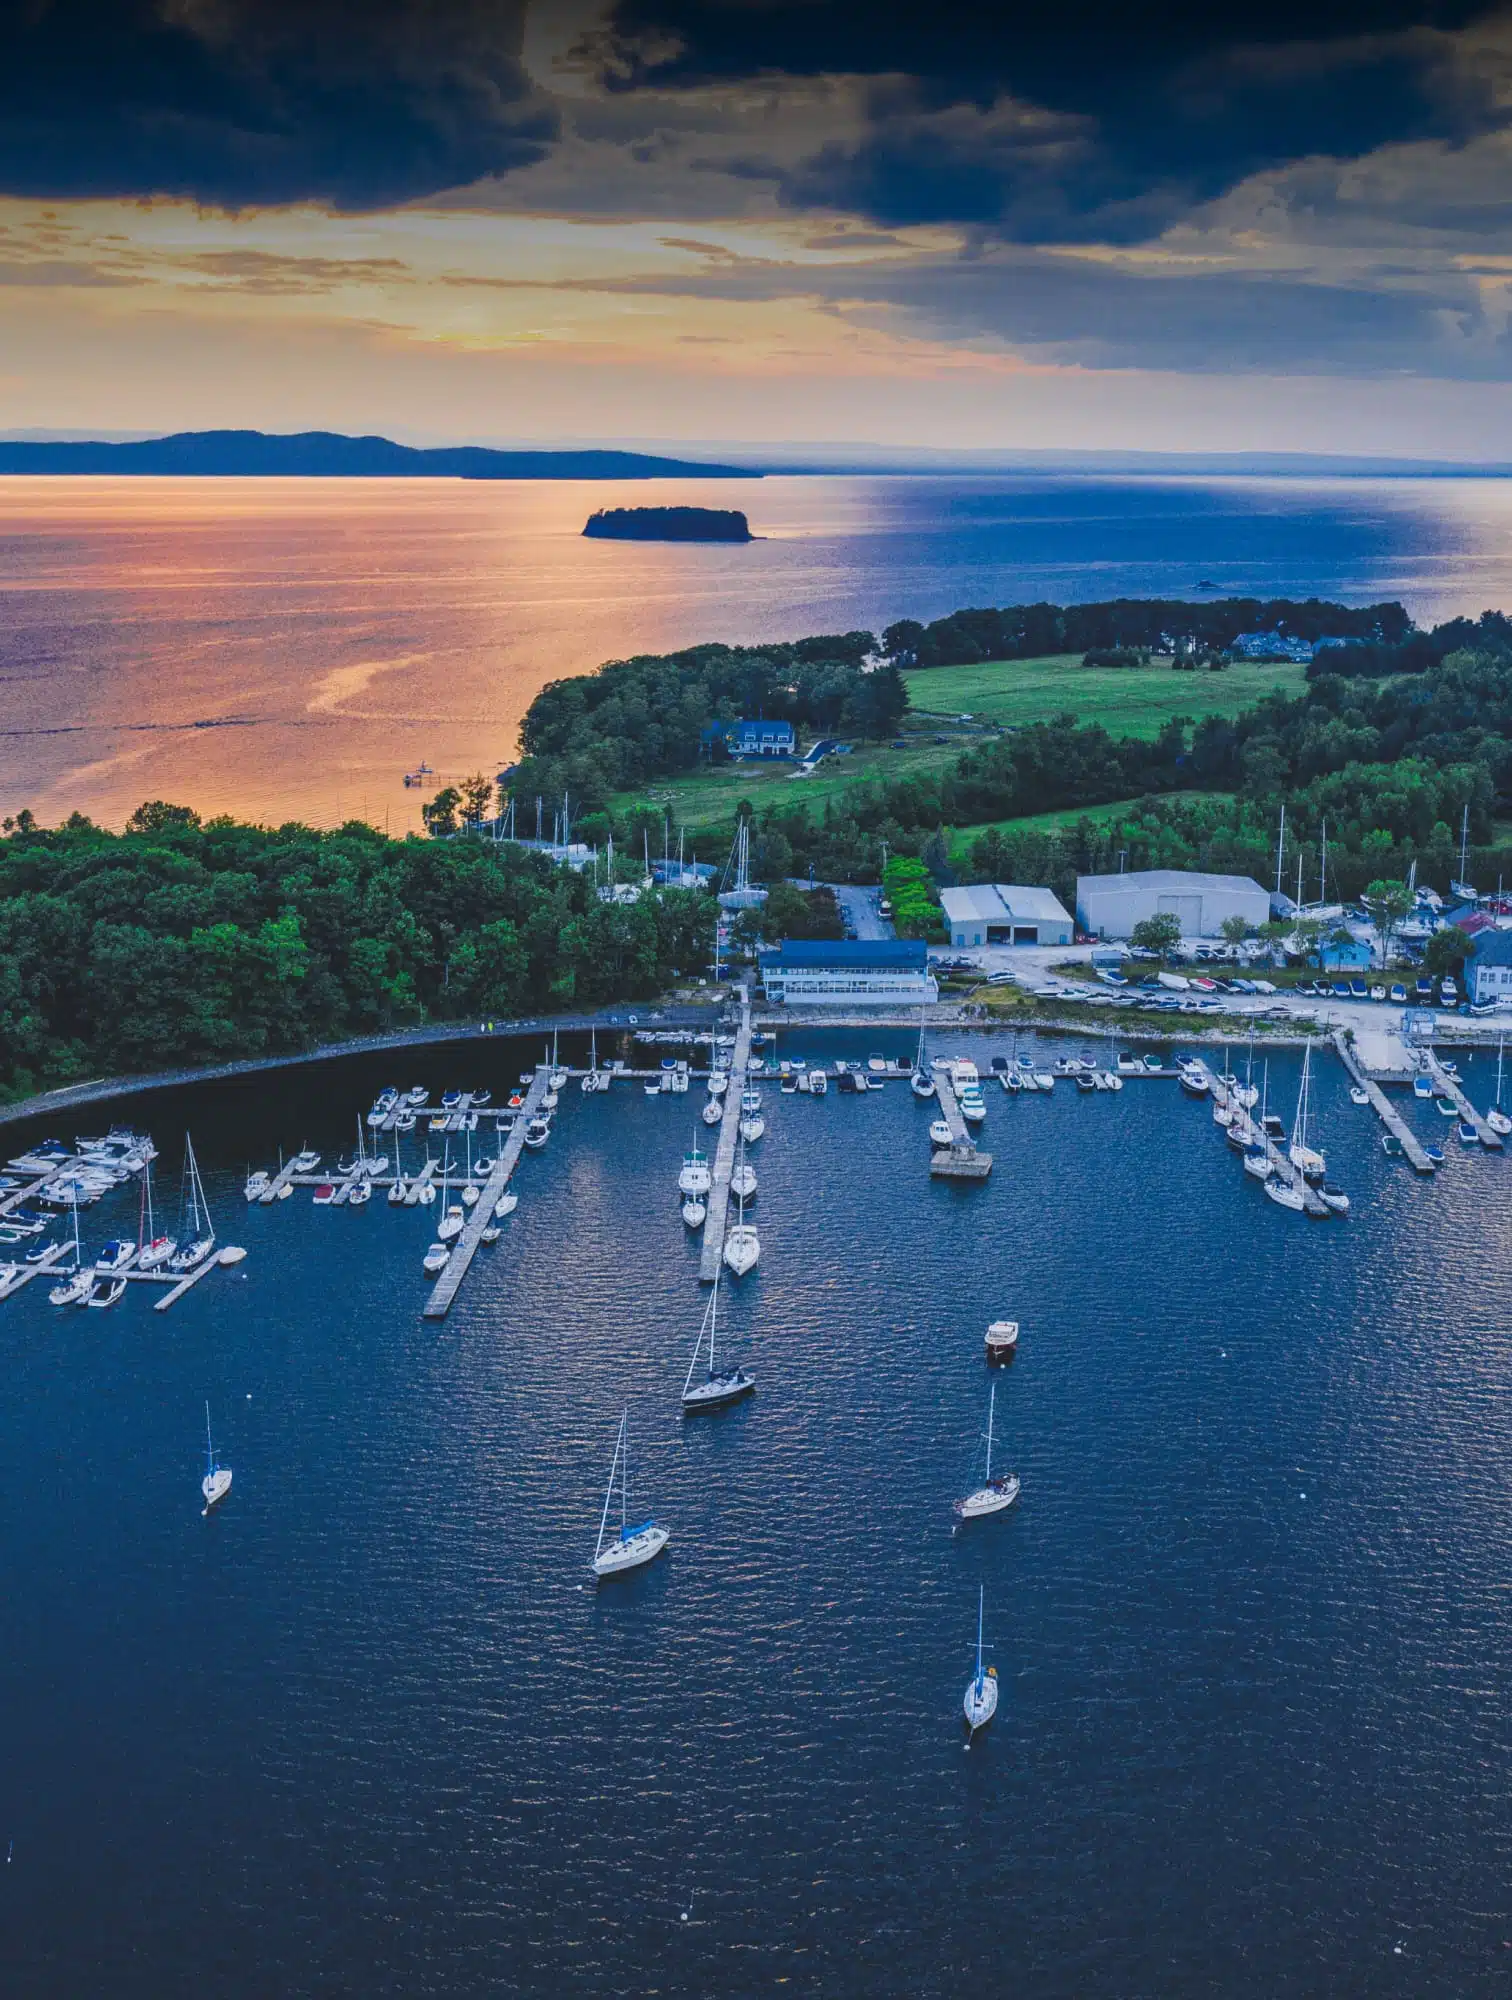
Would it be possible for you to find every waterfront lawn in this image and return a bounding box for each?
[946,792,1234,865]
[609,737,962,836]
[903,654,1310,739]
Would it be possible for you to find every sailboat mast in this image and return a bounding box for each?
[985,1382,995,1483]
[975,1585,984,1688]
[620,1413,628,1533]
[595,1417,621,1560]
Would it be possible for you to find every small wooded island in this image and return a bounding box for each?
[582,506,753,543]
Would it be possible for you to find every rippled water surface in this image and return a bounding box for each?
[8,472,1512,828]
[1,1029,1509,1996]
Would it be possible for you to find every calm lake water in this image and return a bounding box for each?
[7,472,1512,830]
[1,1030,1509,1995]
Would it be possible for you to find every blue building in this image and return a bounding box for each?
[1313,933,1373,972]
[1466,927,1512,1006]
[759,939,937,1006]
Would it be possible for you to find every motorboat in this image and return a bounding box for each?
[953,1383,1019,1518]
[1178,1063,1210,1097]
[523,1116,551,1149]
[730,1161,757,1202]
[929,1119,953,1147]
[644,1079,662,1097]
[95,1238,135,1272]
[86,1275,128,1308]
[678,1142,713,1198]
[293,1150,320,1173]
[1413,1074,1435,1099]
[1349,1086,1370,1107]
[681,1269,754,1410]
[201,1403,232,1514]
[1001,1070,1021,1094]
[985,1319,1019,1364]
[312,1183,337,1205]
[406,1087,429,1107]
[781,1071,799,1094]
[681,1197,706,1228]
[958,1088,988,1124]
[963,1589,998,1737]
[591,1412,670,1578]
[422,1242,451,1276]
[1319,1183,1351,1215]
[481,1225,501,1245]
[1458,1121,1480,1144]
[809,1070,828,1097]
[244,1171,269,1202]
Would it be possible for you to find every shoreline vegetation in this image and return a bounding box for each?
[7,592,1512,1105]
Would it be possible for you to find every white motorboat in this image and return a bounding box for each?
[244,1171,269,1202]
[1350,1086,1370,1107]
[681,1197,706,1228]
[218,1245,246,1265]
[406,1087,429,1107]
[95,1238,135,1272]
[644,1079,662,1097]
[958,1090,988,1125]
[809,1070,828,1096]
[201,1402,232,1515]
[963,1588,998,1737]
[1265,1176,1308,1212]
[591,1411,670,1578]
[678,1141,712,1197]
[523,1116,551,1149]
[738,1115,764,1145]
[929,1119,952,1146]
[741,1090,762,1113]
[953,1383,1019,1518]
[671,1068,689,1093]
[480,1225,501,1245]
[437,1204,465,1242]
[985,1319,1019,1363]
[495,1191,518,1219]
[1319,1182,1351,1215]
[681,1268,754,1410]
[422,1242,450,1276]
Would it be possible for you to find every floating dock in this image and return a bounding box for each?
[699,1000,753,1282]
[930,1070,993,1180]
[1200,1063,1330,1213]
[422,1067,548,1319]
[1332,1032,1435,1172]
[1422,1051,1504,1150]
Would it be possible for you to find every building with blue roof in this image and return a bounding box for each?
[758,938,937,1005]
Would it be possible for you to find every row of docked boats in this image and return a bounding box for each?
[1207,1046,1350,1215]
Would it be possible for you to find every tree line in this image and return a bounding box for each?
[0,804,713,1100]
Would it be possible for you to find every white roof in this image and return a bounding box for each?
[940,883,1072,925]
[1077,869,1266,896]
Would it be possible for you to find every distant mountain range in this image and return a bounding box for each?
[0,429,754,480]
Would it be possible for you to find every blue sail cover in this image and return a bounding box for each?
[624,1519,656,1540]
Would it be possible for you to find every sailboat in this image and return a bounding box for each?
[1287,1044,1326,1180]
[723,1135,759,1276]
[48,1199,91,1305]
[168,1135,216,1271]
[962,1587,998,1736]
[136,1161,176,1269]
[681,1268,754,1410]
[591,1411,669,1577]
[678,1137,713,1198]
[549,1029,567,1093]
[581,1027,600,1092]
[1487,1038,1512,1136]
[388,1122,408,1204]
[952,1383,1020,1518]
[201,1402,232,1515]
[461,1122,479,1206]
[910,1010,936,1099]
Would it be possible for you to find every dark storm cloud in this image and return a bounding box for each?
[593,1,1510,239]
[0,0,557,208]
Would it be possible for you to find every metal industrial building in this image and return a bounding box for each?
[758,939,938,1005]
[1076,868,1269,940]
[938,884,1073,948]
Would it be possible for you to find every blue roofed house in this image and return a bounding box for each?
[758,939,938,1005]
[1312,932,1373,972]
[1466,927,1512,1007]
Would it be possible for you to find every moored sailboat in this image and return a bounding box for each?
[681,1268,754,1411]
[962,1587,998,1737]
[591,1411,670,1578]
[952,1383,1019,1518]
[201,1402,232,1515]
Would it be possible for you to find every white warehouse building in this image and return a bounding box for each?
[1076,868,1269,941]
[939,884,1074,949]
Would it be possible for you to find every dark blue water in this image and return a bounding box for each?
[2,1031,1509,1996]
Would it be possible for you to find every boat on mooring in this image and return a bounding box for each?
[963,1587,998,1738]
[681,1268,754,1412]
[201,1402,232,1516]
[591,1411,669,1578]
[952,1383,1019,1518]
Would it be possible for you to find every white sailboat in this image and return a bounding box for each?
[1264,1173,1307,1212]
[495,1190,518,1219]
[681,1195,706,1228]
[1487,1037,1512,1136]
[591,1412,669,1577]
[549,1030,567,1092]
[201,1401,232,1515]
[678,1138,712,1197]
[722,1136,759,1277]
[1287,1043,1326,1180]
[738,1111,764,1144]
[952,1382,1020,1518]
[168,1134,215,1271]
[137,1161,176,1269]
[702,1095,723,1126]
[962,1586,998,1736]
[49,1199,90,1305]
[681,1268,754,1410]
[437,1203,465,1242]
[910,1010,936,1099]
[388,1122,408,1204]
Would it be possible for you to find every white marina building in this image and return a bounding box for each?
[939,884,1074,948]
[758,940,938,1006]
[1076,868,1269,940]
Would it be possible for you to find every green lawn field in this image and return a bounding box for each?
[946,791,1233,865]
[609,738,961,835]
[904,653,1309,739]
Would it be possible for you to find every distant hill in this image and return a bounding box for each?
[583,505,753,543]
[0,429,754,480]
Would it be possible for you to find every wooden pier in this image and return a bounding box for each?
[422,1067,548,1319]
[1332,1032,1436,1172]
[930,1069,993,1180]
[1423,1051,1504,1150]
[1200,1063,1330,1213]
[699,1000,753,1282]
